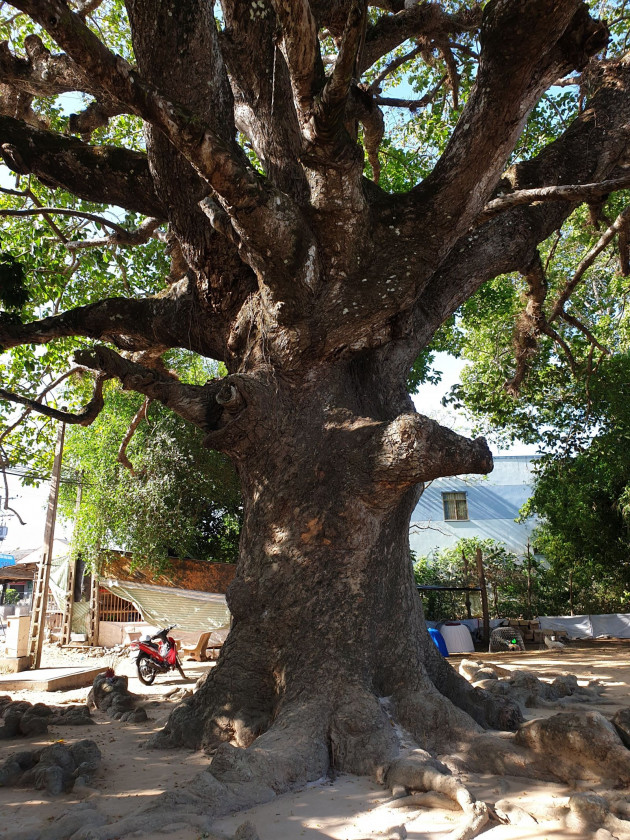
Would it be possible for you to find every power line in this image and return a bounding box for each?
[1,466,88,486]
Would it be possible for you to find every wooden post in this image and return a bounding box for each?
[476,546,490,646]
[569,569,574,616]
[526,540,533,620]
[88,570,100,647]
[462,550,472,619]
[27,422,65,669]
[60,478,83,646]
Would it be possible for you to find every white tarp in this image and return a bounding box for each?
[539,614,630,639]
[438,623,474,654]
[537,615,593,638]
[589,614,630,639]
[102,579,230,633]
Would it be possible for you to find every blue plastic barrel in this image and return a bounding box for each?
[428,627,449,657]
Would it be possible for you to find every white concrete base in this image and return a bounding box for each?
[0,666,103,691]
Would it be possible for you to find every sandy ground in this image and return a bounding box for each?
[0,641,629,839]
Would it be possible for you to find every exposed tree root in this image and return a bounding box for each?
[424,644,524,731]
[385,751,489,840]
[516,710,630,785]
[566,793,630,838]
[458,658,607,715]
[63,699,332,840]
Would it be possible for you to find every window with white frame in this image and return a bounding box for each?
[442,491,468,521]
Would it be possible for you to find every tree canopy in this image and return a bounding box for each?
[58,378,242,570]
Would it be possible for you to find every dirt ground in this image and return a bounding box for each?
[1,640,629,840]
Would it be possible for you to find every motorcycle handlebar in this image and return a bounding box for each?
[150,624,177,640]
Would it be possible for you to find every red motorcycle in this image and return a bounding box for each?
[129,625,187,685]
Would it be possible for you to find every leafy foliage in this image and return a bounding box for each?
[58,381,242,572]
[414,537,534,622]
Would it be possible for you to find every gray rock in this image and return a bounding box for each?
[2,707,26,736]
[14,751,37,771]
[70,740,101,769]
[54,706,94,727]
[19,713,49,737]
[0,758,22,786]
[38,743,76,773]
[30,703,53,718]
[234,821,262,840]
[34,764,66,795]
[121,707,148,723]
[111,695,135,712]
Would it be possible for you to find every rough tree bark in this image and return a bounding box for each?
[0,0,629,835]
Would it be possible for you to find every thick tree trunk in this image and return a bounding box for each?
[156,370,521,783]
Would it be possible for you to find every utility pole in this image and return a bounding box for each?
[27,423,65,669]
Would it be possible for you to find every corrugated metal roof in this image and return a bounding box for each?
[0,562,37,581]
[102,579,230,633]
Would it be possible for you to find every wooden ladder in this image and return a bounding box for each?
[26,423,65,669]
[27,557,52,662]
[59,558,77,646]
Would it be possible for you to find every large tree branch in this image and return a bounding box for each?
[371,414,493,488]
[65,217,162,251]
[550,205,630,318]
[0,205,137,235]
[0,33,129,137]
[0,115,165,217]
[73,345,214,431]
[117,396,151,475]
[479,174,630,222]
[220,3,308,201]
[0,286,228,361]
[378,56,630,375]
[318,0,367,136]
[1,33,92,99]
[0,372,107,426]
[11,0,319,306]
[272,0,322,134]
[409,1,609,254]
[11,1,274,221]
[504,253,548,397]
[0,366,80,445]
[360,2,481,76]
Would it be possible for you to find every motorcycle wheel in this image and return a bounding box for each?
[137,655,158,685]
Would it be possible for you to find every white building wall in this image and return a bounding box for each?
[409,455,539,558]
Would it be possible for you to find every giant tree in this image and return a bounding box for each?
[1,0,630,835]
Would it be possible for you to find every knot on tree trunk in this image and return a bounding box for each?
[203,374,273,456]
